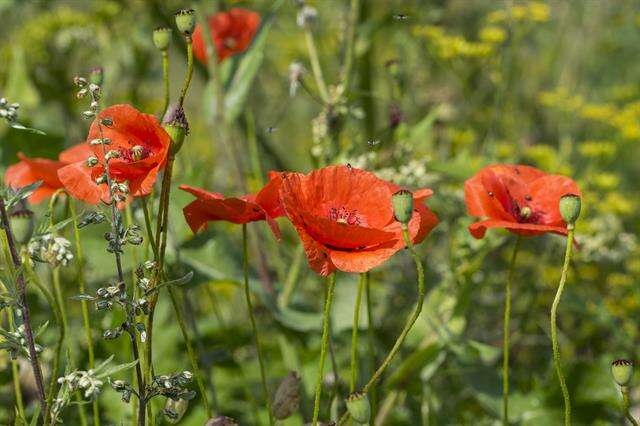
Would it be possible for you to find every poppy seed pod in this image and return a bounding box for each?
[346,392,371,424]
[89,67,104,86]
[175,9,196,35]
[153,26,172,51]
[559,193,581,226]
[163,105,189,154]
[612,359,634,387]
[9,203,34,244]
[272,371,301,420]
[392,189,414,224]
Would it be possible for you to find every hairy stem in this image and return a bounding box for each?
[503,236,521,425]
[338,225,425,425]
[551,227,574,426]
[162,51,170,117]
[312,273,336,426]
[622,387,639,426]
[350,273,366,393]
[304,29,329,103]
[365,272,377,418]
[178,37,194,108]
[0,197,47,417]
[242,224,273,425]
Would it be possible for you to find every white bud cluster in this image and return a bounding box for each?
[28,234,74,267]
[0,97,20,123]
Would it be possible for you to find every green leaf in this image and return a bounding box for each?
[34,321,49,338]
[144,271,194,296]
[94,355,115,373]
[223,0,284,123]
[385,342,444,388]
[95,359,139,379]
[275,307,321,332]
[6,181,42,209]
[29,404,41,426]
[9,123,46,135]
[69,294,95,301]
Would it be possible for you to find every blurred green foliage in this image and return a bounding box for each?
[1,0,640,424]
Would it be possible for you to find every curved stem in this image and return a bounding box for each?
[338,225,425,425]
[304,29,329,103]
[350,273,366,393]
[69,199,99,425]
[503,236,521,425]
[312,273,336,426]
[622,388,639,426]
[551,227,574,426]
[178,37,194,108]
[365,272,377,419]
[242,224,274,425]
[161,51,170,117]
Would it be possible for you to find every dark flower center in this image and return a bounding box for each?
[329,206,362,226]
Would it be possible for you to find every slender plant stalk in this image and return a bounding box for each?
[338,225,425,425]
[0,197,47,417]
[312,273,336,426]
[304,29,329,103]
[278,244,304,309]
[24,261,60,426]
[242,224,274,425]
[350,273,366,393]
[2,281,26,420]
[550,227,575,426]
[622,388,639,426]
[365,272,377,418]
[503,236,521,425]
[341,0,360,93]
[178,37,194,108]
[161,51,170,117]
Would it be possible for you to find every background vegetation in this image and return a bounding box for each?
[1,0,639,424]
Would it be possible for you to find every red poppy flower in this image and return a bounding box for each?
[58,104,171,205]
[179,172,284,238]
[192,8,261,63]
[4,144,94,204]
[279,165,439,276]
[464,164,581,239]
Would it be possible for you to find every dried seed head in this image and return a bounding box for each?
[272,371,301,420]
[612,359,634,387]
[153,26,172,51]
[175,8,196,35]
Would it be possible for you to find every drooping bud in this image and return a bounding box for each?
[205,416,238,426]
[86,156,99,167]
[559,193,581,226]
[175,9,196,36]
[89,67,104,86]
[297,5,318,28]
[346,392,371,424]
[612,359,634,387]
[153,26,172,51]
[163,104,189,154]
[164,398,188,423]
[392,189,414,224]
[272,371,301,420]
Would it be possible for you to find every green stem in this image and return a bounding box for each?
[341,0,359,94]
[178,37,194,108]
[312,273,336,426]
[69,200,99,425]
[503,236,521,425]
[350,273,366,393]
[304,29,329,103]
[162,51,170,117]
[551,227,574,426]
[623,388,639,426]
[5,303,26,419]
[278,244,304,309]
[365,272,377,419]
[338,225,425,425]
[242,224,274,425]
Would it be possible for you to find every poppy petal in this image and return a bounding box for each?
[469,219,569,239]
[59,143,93,164]
[58,162,103,205]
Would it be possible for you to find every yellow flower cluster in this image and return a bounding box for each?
[412,25,494,59]
[486,1,551,24]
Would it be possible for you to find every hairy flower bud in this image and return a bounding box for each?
[612,359,633,387]
[175,9,196,35]
[86,156,99,167]
[153,26,172,51]
[346,392,371,424]
[272,371,301,420]
[392,189,414,224]
[163,104,189,154]
[559,194,581,226]
[297,5,317,28]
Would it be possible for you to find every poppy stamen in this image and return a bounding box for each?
[329,206,362,226]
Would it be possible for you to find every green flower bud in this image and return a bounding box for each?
[89,67,104,86]
[346,392,370,424]
[9,205,34,244]
[392,189,414,224]
[612,359,633,387]
[163,104,189,154]
[164,398,188,423]
[559,193,581,226]
[153,26,172,51]
[272,371,300,420]
[175,9,196,36]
